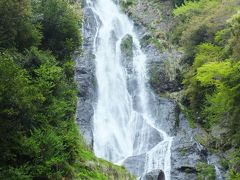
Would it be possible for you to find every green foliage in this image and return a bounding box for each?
[172,0,238,64]
[227,11,240,60]
[229,148,240,179]
[172,0,185,7]
[183,25,240,133]
[0,1,133,179]
[39,0,82,60]
[220,158,229,171]
[183,43,223,112]
[0,0,41,51]
[150,66,161,89]
[196,61,231,86]
[193,43,223,69]
[182,108,197,128]
[0,52,41,129]
[172,0,197,7]
[173,0,214,20]
[0,48,77,179]
[21,127,70,179]
[120,0,136,10]
[196,162,216,180]
[174,0,240,176]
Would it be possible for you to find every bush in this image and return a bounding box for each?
[197,162,216,180]
[120,0,136,10]
[38,0,82,61]
[172,0,238,63]
[0,0,41,51]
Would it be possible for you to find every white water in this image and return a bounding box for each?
[86,0,173,179]
[215,165,223,180]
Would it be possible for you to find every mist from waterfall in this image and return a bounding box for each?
[86,0,173,179]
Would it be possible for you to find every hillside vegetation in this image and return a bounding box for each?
[0,0,134,179]
[172,0,240,178]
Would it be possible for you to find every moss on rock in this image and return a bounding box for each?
[120,34,133,58]
[120,0,137,11]
[196,162,216,180]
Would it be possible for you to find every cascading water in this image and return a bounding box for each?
[215,166,223,180]
[86,0,173,179]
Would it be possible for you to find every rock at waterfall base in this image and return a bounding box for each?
[140,169,165,180]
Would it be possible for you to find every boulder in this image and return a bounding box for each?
[123,153,146,177]
[140,169,165,180]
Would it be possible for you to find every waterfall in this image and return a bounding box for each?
[215,165,223,180]
[86,0,173,179]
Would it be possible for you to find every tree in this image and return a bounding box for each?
[38,0,82,61]
[0,0,41,51]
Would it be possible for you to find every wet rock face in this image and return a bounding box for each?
[123,153,146,177]
[133,123,163,152]
[124,154,166,180]
[148,95,178,136]
[140,169,165,180]
[170,114,202,180]
[150,70,182,93]
[134,26,183,96]
[75,4,99,148]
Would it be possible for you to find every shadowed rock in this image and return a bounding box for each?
[140,169,165,180]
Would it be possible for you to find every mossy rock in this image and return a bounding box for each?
[120,0,136,11]
[140,33,152,48]
[120,34,133,58]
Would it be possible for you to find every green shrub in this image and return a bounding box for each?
[37,0,82,61]
[120,0,136,10]
[0,1,134,179]
[0,0,41,51]
[196,162,216,180]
